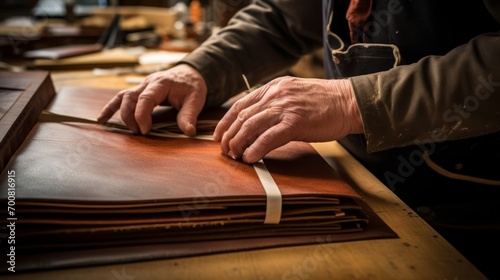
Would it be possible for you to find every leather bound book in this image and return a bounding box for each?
[0,85,397,273]
[23,44,104,60]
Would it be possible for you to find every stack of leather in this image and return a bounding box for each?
[0,79,396,272]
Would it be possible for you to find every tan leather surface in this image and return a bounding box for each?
[6,123,361,201]
[0,86,397,273]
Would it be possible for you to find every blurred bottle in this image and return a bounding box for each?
[171,1,190,39]
[193,0,214,42]
[65,0,76,24]
[190,0,202,26]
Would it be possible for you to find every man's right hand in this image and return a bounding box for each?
[97,64,208,136]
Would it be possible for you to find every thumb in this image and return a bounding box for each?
[176,99,203,137]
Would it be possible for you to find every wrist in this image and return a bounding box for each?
[331,79,364,135]
[174,63,208,96]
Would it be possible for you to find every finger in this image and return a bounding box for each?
[97,85,145,123]
[219,105,257,158]
[213,102,242,142]
[135,86,167,135]
[242,122,294,163]
[213,87,266,141]
[226,108,282,160]
[97,92,124,124]
[176,93,205,137]
[120,91,141,134]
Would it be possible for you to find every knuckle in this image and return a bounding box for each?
[240,114,256,130]
[228,138,245,156]
[231,100,245,114]
[256,132,274,149]
[237,108,251,122]
[137,93,157,105]
[120,104,136,121]
[120,105,132,119]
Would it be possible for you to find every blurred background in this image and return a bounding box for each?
[0,0,252,60]
[0,0,321,77]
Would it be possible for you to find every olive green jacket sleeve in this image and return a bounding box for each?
[351,0,500,153]
[179,0,323,108]
[181,0,500,154]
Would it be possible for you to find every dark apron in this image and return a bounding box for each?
[321,1,500,275]
[322,0,500,189]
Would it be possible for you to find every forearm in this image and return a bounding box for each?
[180,0,323,108]
[351,32,500,153]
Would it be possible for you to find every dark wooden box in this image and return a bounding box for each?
[0,70,55,172]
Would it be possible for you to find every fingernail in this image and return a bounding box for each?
[185,123,196,137]
[227,151,237,160]
[96,117,106,125]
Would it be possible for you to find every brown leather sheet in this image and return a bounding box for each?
[0,85,397,273]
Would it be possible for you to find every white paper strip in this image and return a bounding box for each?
[253,159,282,224]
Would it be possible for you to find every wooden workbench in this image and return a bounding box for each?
[5,70,486,280]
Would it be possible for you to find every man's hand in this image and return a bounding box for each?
[213,76,364,163]
[97,64,207,136]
